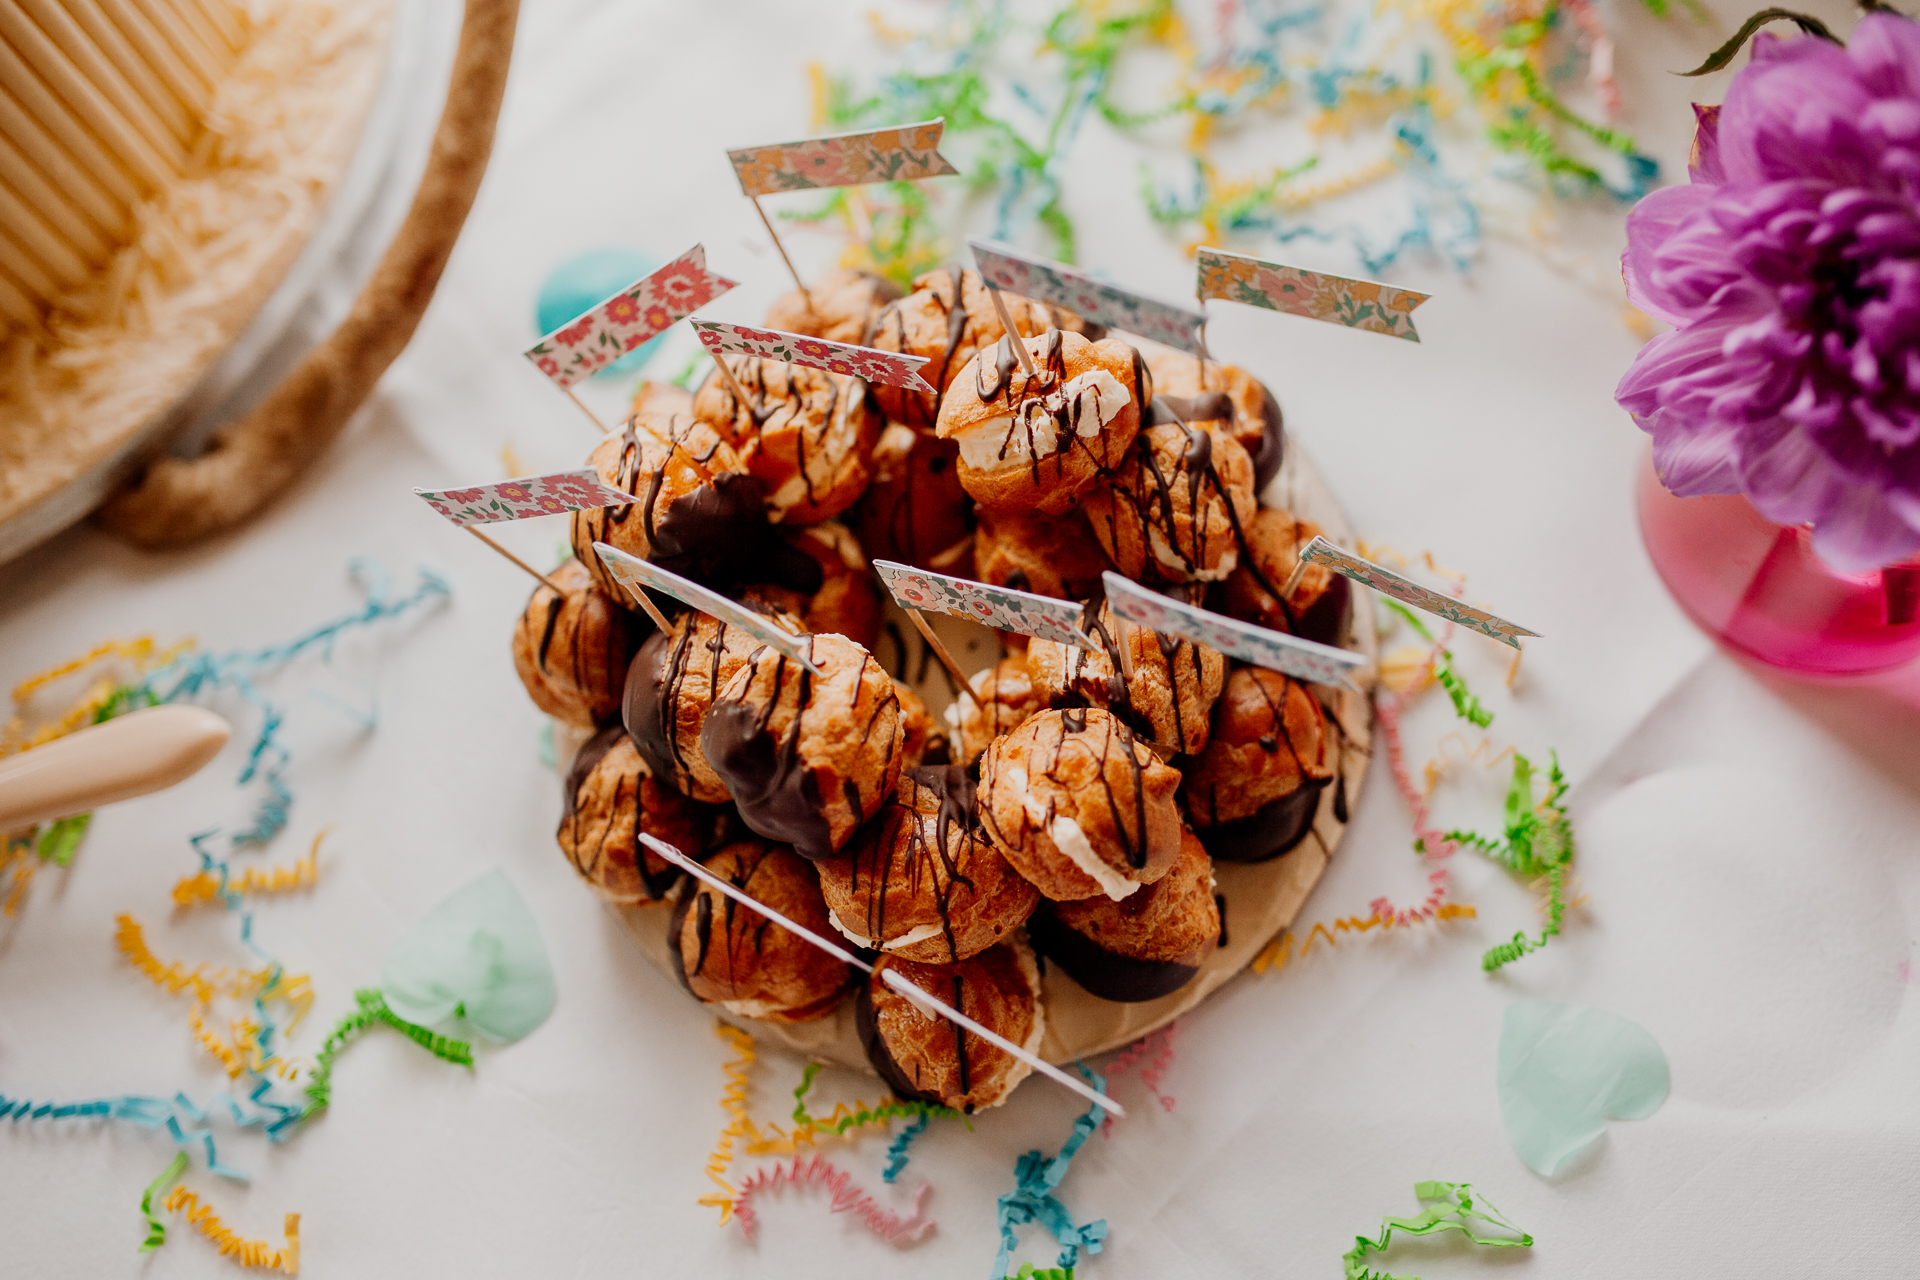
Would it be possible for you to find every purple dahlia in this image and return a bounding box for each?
[1617,13,1920,571]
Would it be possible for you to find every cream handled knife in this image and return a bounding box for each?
[0,706,230,832]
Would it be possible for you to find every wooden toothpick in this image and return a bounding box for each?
[1281,557,1309,600]
[984,283,1039,378]
[708,350,753,406]
[751,195,812,307]
[563,385,610,434]
[905,609,977,710]
[466,526,563,593]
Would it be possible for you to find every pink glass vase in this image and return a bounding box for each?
[1636,450,1920,677]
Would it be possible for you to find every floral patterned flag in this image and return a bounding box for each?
[414,469,633,526]
[727,118,960,196]
[1195,247,1429,343]
[1102,573,1366,690]
[690,321,936,394]
[967,237,1206,354]
[1297,536,1538,647]
[524,244,738,389]
[592,543,824,675]
[872,560,1095,649]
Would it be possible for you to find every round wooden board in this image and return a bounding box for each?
[581,437,1376,1070]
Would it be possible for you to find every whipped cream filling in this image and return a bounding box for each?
[1006,762,1142,902]
[767,402,863,520]
[1147,523,1238,582]
[720,997,788,1019]
[956,367,1130,473]
[827,909,945,953]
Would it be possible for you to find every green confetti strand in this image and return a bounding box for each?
[1343,1181,1532,1280]
[1443,751,1577,972]
[790,1061,964,1133]
[136,1150,189,1253]
[1380,599,1492,728]
[301,990,473,1121]
[35,812,90,866]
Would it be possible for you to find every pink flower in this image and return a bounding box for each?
[825,359,857,377]
[794,339,834,359]
[604,294,642,326]
[644,304,673,331]
[497,483,532,503]
[535,495,569,514]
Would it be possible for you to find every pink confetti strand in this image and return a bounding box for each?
[1101,1022,1178,1135]
[731,1157,936,1246]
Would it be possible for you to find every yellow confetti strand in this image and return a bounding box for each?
[164,1186,299,1274]
[3,634,194,757]
[1252,903,1479,974]
[188,1004,250,1079]
[1422,733,1518,797]
[116,915,316,1034]
[697,1023,758,1222]
[9,636,157,704]
[173,832,325,908]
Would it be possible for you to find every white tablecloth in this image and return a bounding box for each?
[6,1,1917,1276]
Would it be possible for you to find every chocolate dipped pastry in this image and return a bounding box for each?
[1181,666,1336,863]
[630,379,694,418]
[570,412,768,593]
[1142,346,1285,492]
[866,266,1098,429]
[856,940,1044,1112]
[817,765,1040,963]
[1214,508,1352,648]
[557,725,706,905]
[743,522,884,650]
[937,330,1147,515]
[972,505,1115,604]
[691,358,877,525]
[1025,600,1225,757]
[848,428,974,571]
[944,654,1046,766]
[978,707,1183,901]
[764,268,904,345]
[1081,400,1258,584]
[623,604,799,803]
[1028,827,1219,1002]
[700,633,907,861]
[510,558,642,729]
[667,840,852,1022]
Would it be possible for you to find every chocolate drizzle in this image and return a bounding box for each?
[845,765,987,963]
[1189,673,1333,864]
[558,724,681,901]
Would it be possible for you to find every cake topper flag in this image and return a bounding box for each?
[1296,537,1538,648]
[414,470,631,526]
[690,321,936,394]
[1196,247,1429,343]
[591,542,825,676]
[726,118,960,195]
[968,237,1206,355]
[1102,573,1367,690]
[872,560,1095,650]
[525,244,738,389]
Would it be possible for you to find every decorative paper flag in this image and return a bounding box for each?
[1196,247,1429,343]
[1297,536,1538,648]
[592,542,823,675]
[525,244,738,388]
[968,237,1206,355]
[727,118,959,196]
[413,469,631,526]
[1102,572,1365,690]
[690,321,936,394]
[872,560,1093,649]
[381,870,557,1043]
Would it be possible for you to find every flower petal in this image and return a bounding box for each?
[1623,184,1717,325]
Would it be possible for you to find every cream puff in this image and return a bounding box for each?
[978,707,1183,901]
[557,725,706,904]
[1081,411,1257,584]
[847,429,974,571]
[856,939,1044,1112]
[944,653,1047,766]
[741,522,884,651]
[893,681,936,769]
[700,633,906,861]
[668,840,852,1022]
[764,268,904,345]
[937,329,1147,515]
[971,504,1115,604]
[511,558,642,728]
[817,765,1040,963]
[629,379,694,419]
[1024,600,1225,758]
[1028,827,1219,1001]
[623,604,800,804]
[691,358,877,525]
[1180,667,1336,862]
[1141,346,1285,492]
[1213,508,1352,648]
[570,412,767,593]
[866,266,1099,429]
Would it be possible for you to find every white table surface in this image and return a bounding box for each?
[5,1,1917,1276]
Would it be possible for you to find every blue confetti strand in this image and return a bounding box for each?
[884,1111,931,1184]
[991,1066,1110,1278]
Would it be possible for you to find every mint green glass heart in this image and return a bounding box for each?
[381,870,556,1043]
[1498,1000,1669,1176]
